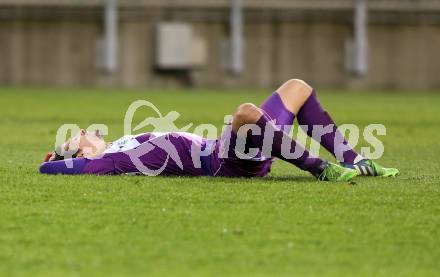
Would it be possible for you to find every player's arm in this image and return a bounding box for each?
[39,157,88,175]
[39,154,116,175]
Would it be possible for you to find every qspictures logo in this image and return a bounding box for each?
[53,100,387,175]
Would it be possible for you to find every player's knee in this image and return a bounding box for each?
[285,78,312,90]
[234,103,261,124]
[279,78,313,98]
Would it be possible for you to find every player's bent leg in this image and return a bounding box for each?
[289,82,399,177]
[262,78,398,178]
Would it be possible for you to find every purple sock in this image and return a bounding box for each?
[260,92,295,132]
[297,89,359,164]
[250,115,326,177]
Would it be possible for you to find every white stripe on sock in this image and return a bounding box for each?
[353,155,365,164]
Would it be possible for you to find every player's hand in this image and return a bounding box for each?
[43,152,56,162]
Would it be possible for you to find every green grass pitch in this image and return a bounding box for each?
[0,87,439,276]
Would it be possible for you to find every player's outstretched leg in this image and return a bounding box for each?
[232,103,357,182]
[274,79,398,177]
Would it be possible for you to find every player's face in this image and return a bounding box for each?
[45,129,107,161]
[62,129,107,158]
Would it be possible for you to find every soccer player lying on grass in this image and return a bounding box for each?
[40,79,398,181]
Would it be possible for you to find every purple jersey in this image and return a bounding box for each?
[40,92,294,178]
[41,132,212,176]
[39,131,272,177]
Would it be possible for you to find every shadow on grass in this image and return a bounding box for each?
[259,175,314,182]
[129,174,318,184]
[42,173,325,186]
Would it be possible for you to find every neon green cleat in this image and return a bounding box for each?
[341,159,399,177]
[317,162,358,182]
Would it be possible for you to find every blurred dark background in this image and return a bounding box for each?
[0,0,439,90]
